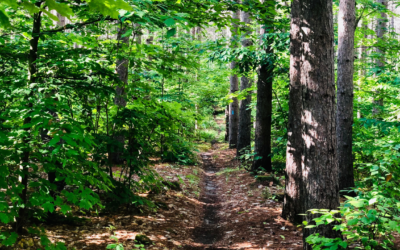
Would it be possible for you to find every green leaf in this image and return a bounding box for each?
[338,241,348,248]
[164,18,175,27]
[348,199,366,208]
[347,218,359,226]
[79,199,92,210]
[166,28,176,38]
[106,244,117,249]
[52,145,61,155]
[63,135,78,147]
[2,232,18,246]
[21,2,41,14]
[21,123,33,129]
[40,235,51,247]
[43,202,55,213]
[389,221,397,229]
[0,9,10,27]
[60,205,71,214]
[0,213,10,224]
[121,29,132,38]
[2,0,18,9]
[49,136,60,146]
[42,9,59,21]
[136,10,146,17]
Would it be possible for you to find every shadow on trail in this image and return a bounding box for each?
[183,153,228,250]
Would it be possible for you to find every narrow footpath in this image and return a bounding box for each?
[184,152,226,249]
[184,146,303,250]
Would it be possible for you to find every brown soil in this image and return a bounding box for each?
[181,145,303,250]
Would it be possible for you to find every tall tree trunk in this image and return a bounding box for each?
[16,4,42,233]
[337,0,356,192]
[225,105,229,142]
[357,20,368,119]
[252,4,274,172]
[196,27,202,41]
[282,0,341,247]
[229,7,240,149]
[282,0,303,223]
[373,0,387,116]
[109,23,129,166]
[237,10,253,157]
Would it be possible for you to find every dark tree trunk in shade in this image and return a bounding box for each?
[16,3,42,233]
[229,7,240,149]
[282,0,303,223]
[237,76,252,156]
[337,0,356,192]
[237,10,253,157]
[253,64,273,172]
[252,17,274,173]
[225,105,229,142]
[109,24,129,165]
[282,0,341,247]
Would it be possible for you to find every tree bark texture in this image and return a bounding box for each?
[282,0,303,224]
[252,13,274,172]
[337,0,356,191]
[237,10,253,157]
[282,0,341,247]
[229,8,240,149]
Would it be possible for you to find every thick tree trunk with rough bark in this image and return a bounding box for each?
[237,10,253,157]
[253,11,274,172]
[337,0,356,192]
[229,8,240,149]
[282,0,341,247]
[282,0,303,224]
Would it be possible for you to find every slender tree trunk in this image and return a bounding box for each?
[252,5,274,172]
[115,24,129,107]
[357,20,368,119]
[135,24,142,44]
[282,0,341,247]
[109,23,129,166]
[16,4,42,233]
[337,0,356,191]
[196,27,202,41]
[373,0,387,116]
[225,105,229,142]
[237,10,253,157]
[229,8,240,149]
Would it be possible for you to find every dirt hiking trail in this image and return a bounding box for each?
[21,144,303,250]
[183,145,303,250]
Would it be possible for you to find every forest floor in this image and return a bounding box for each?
[14,143,303,250]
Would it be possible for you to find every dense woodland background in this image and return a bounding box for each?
[1,0,400,249]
